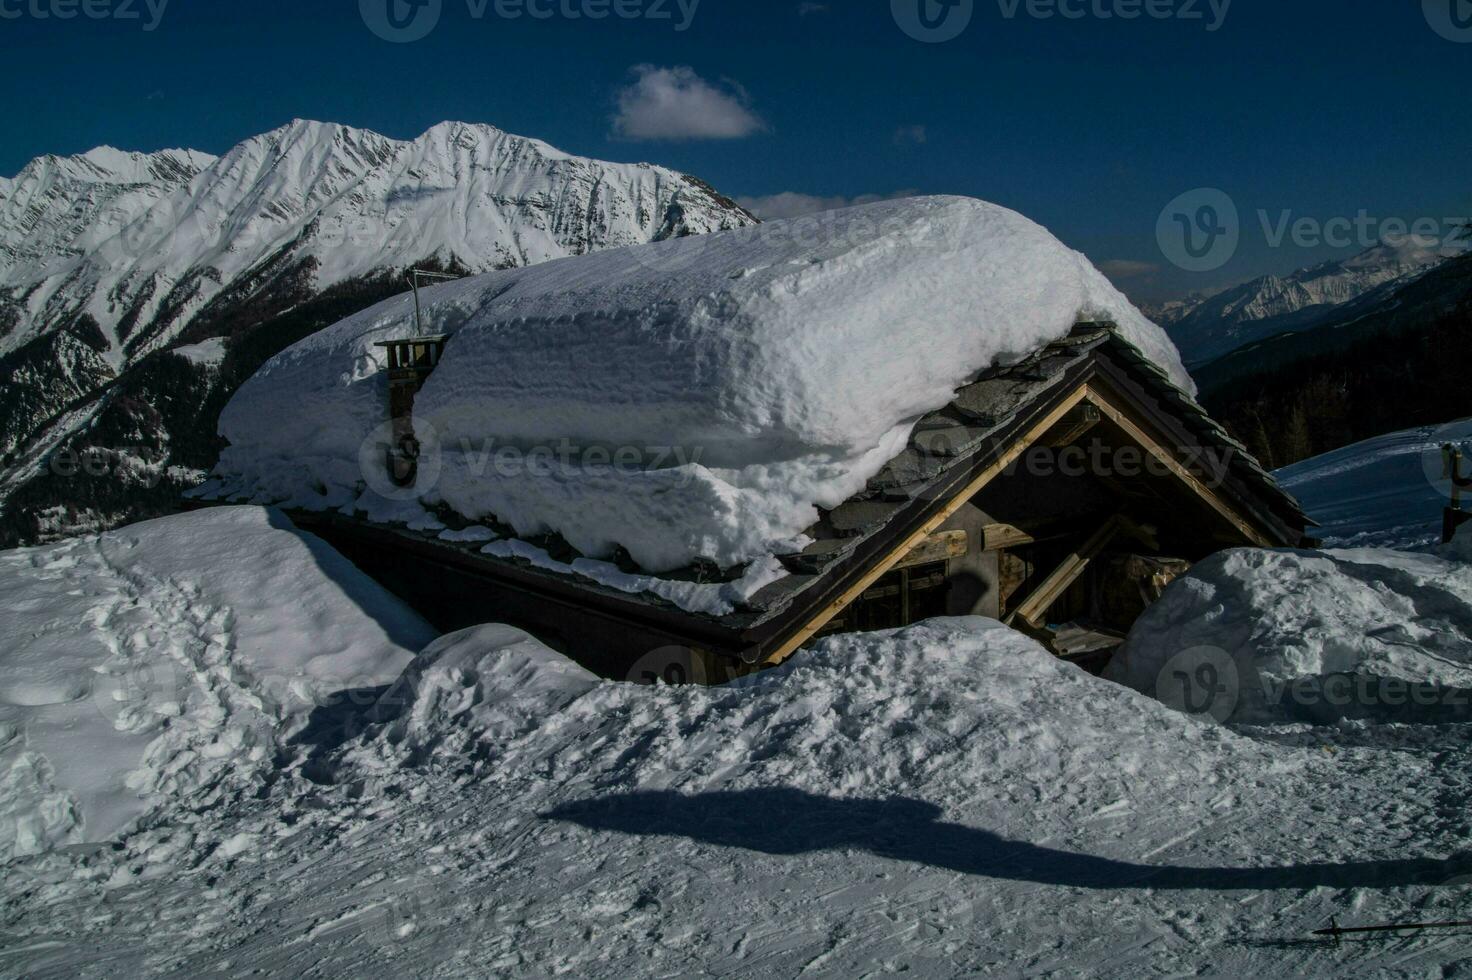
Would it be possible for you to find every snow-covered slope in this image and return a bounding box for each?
[0,119,754,364]
[1163,237,1463,366]
[1275,418,1472,551]
[204,195,1188,572]
[11,617,1472,977]
[0,506,435,860]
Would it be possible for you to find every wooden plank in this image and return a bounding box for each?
[1040,404,1102,448]
[893,530,968,570]
[980,517,1105,552]
[760,386,1091,667]
[1007,514,1124,629]
[1082,385,1275,548]
[981,523,1035,551]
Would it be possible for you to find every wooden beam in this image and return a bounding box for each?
[894,530,968,570]
[761,387,1091,667]
[981,523,1037,551]
[1040,403,1103,448]
[1082,385,1275,548]
[1006,514,1124,629]
[980,516,1113,552]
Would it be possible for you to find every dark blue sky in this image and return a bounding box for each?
[3,0,1468,302]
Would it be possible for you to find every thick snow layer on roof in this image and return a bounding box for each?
[208,196,1189,572]
[1107,546,1472,725]
[0,507,434,859]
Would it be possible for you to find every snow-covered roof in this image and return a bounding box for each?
[207,196,1191,575]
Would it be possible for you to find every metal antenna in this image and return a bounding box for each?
[405,269,460,335]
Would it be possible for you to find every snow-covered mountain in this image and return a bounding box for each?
[0,119,753,364]
[0,120,756,545]
[1160,236,1464,367]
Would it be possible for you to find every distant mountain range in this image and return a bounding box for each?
[1193,247,1472,472]
[1148,236,1467,368]
[0,120,755,545]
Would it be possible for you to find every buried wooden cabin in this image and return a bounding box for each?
[298,322,1311,682]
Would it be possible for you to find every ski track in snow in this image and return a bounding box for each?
[4,620,1472,977]
[1276,418,1472,552]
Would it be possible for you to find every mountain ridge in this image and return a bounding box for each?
[0,119,757,545]
[1156,236,1465,368]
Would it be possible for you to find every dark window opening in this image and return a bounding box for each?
[820,560,951,636]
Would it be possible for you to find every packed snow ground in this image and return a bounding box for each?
[5,617,1472,977]
[0,507,434,861]
[204,195,1188,573]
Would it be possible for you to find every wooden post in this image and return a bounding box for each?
[1006,514,1124,629]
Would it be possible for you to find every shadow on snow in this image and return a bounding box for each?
[544,787,1472,891]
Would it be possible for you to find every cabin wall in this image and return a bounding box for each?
[937,502,1002,619]
[298,518,748,683]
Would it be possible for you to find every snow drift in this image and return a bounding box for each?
[19,617,1465,977]
[206,195,1189,572]
[1108,546,1472,725]
[0,507,435,860]
[347,617,1279,825]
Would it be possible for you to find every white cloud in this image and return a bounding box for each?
[735,190,920,221]
[611,65,767,142]
[893,124,928,145]
[1097,259,1162,280]
[797,2,829,14]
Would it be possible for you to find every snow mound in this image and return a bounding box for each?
[346,618,1279,825]
[208,195,1188,572]
[0,507,435,860]
[1107,547,1472,725]
[370,624,601,756]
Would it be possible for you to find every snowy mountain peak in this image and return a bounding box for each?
[0,119,757,367]
[1342,233,1459,271]
[1160,235,1466,366]
[2,145,217,191]
[0,119,757,514]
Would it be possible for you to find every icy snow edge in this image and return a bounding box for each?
[206,195,1189,574]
